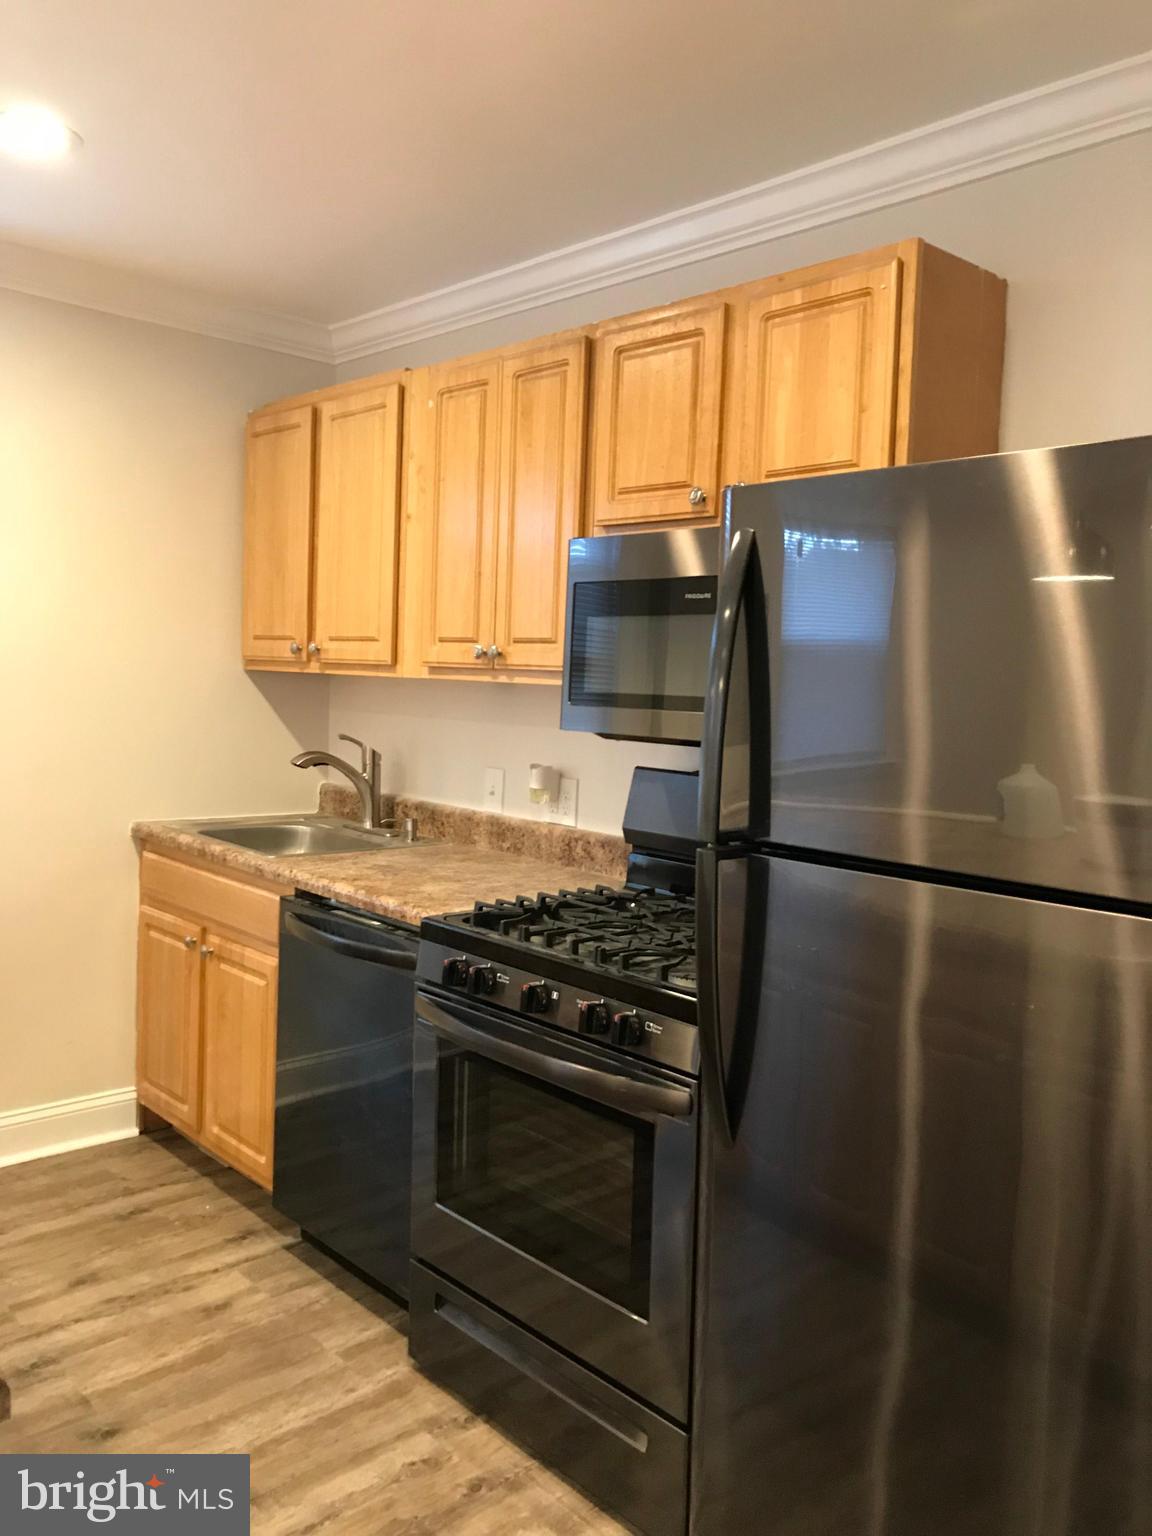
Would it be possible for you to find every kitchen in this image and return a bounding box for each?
[3,5,1152,1534]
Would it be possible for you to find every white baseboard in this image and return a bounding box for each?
[0,1087,139,1169]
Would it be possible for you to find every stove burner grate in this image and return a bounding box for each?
[455,884,697,995]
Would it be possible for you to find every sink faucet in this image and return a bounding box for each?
[292,734,382,828]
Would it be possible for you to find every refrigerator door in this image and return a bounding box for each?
[693,850,1152,1536]
[721,435,1152,905]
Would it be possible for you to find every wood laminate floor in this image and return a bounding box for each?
[0,1132,627,1535]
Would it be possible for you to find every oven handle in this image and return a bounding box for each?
[416,993,695,1121]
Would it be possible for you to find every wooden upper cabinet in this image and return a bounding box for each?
[312,382,403,668]
[589,301,726,527]
[199,934,278,1191]
[137,904,202,1136]
[416,360,502,667]
[242,240,1004,675]
[242,405,314,665]
[728,258,902,484]
[493,339,588,670]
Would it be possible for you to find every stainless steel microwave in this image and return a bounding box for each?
[561,528,720,745]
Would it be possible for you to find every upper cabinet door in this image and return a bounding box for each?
[589,301,726,527]
[729,258,902,484]
[493,339,589,671]
[312,382,403,668]
[416,361,501,667]
[242,405,314,665]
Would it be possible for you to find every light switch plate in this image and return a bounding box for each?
[483,767,505,812]
[553,776,578,827]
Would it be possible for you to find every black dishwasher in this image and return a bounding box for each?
[273,893,417,1301]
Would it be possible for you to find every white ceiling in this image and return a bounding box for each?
[2,0,1150,330]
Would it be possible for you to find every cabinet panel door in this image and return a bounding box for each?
[200,935,277,1190]
[418,363,501,667]
[242,405,314,664]
[312,383,403,668]
[137,905,202,1135]
[731,258,901,483]
[494,339,588,670]
[590,302,725,527]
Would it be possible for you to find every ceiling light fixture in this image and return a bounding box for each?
[0,103,82,163]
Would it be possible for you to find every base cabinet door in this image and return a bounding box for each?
[199,934,278,1190]
[137,905,203,1136]
[728,257,902,484]
[242,405,315,666]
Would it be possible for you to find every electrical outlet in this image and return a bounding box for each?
[483,767,505,812]
[553,776,578,827]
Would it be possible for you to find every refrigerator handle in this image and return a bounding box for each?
[696,846,734,1145]
[698,525,756,845]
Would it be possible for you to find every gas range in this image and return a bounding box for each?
[439,884,695,990]
[417,769,701,1075]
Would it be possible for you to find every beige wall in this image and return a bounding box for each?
[0,291,329,1119]
[330,133,1152,830]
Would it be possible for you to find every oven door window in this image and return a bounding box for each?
[568,577,716,713]
[437,1049,655,1317]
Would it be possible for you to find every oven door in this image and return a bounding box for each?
[412,990,697,1421]
[561,529,719,746]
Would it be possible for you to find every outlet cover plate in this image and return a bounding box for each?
[484,767,505,812]
[553,776,578,827]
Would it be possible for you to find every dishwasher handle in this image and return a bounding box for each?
[283,910,417,970]
[417,993,694,1122]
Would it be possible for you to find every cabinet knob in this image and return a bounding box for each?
[487,644,503,661]
[473,644,486,660]
[201,945,215,958]
[307,642,321,656]
[688,486,707,506]
[183,934,197,949]
[288,640,302,655]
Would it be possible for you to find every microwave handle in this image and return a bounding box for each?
[416,994,694,1121]
[698,524,756,845]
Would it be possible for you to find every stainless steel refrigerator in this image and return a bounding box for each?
[693,437,1152,1536]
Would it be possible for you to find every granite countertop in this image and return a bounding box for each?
[133,793,628,928]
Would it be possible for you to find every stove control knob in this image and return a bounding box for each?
[614,1011,646,1048]
[520,982,553,1015]
[441,956,469,989]
[577,1000,611,1036]
[467,963,498,996]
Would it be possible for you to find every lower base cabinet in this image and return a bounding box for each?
[136,849,287,1189]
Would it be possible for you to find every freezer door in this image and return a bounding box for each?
[723,436,1152,905]
[692,852,1152,1536]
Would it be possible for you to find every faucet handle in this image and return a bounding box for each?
[337,733,369,774]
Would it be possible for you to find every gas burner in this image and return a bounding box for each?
[455,883,697,996]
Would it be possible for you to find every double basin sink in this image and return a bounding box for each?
[193,816,423,858]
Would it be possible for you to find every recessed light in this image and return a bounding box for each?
[0,103,82,163]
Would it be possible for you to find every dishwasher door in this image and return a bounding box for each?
[273,895,418,1300]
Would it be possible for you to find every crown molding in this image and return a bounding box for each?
[0,240,334,362]
[2,51,1149,366]
[330,48,1152,363]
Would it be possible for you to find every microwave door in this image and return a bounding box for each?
[562,529,720,746]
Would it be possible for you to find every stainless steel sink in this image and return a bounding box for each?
[192,817,422,857]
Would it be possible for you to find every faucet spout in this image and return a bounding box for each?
[291,748,379,828]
